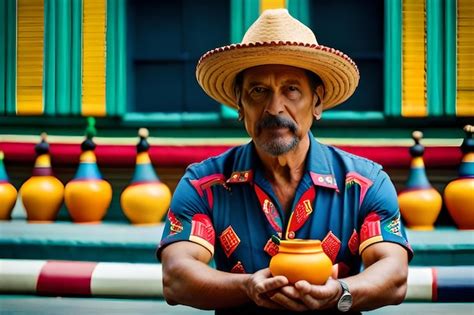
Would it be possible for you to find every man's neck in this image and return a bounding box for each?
[257,135,310,185]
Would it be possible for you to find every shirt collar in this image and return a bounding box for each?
[306,131,339,191]
[228,131,339,191]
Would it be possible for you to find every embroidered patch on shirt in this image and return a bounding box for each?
[310,172,339,191]
[219,226,240,258]
[359,212,383,253]
[360,212,382,242]
[322,231,341,263]
[190,214,215,254]
[345,172,373,207]
[384,214,402,236]
[286,186,316,238]
[189,174,227,209]
[254,184,282,233]
[227,170,253,184]
[263,237,279,257]
[348,229,359,255]
[167,209,183,235]
[230,261,246,273]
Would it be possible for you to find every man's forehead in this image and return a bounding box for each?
[242,64,308,84]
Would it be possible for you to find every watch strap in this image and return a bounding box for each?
[338,279,350,293]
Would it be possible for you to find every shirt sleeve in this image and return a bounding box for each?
[156,171,216,261]
[358,168,413,260]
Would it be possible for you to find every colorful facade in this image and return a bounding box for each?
[0,0,472,124]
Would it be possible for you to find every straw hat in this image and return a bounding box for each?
[196,9,360,111]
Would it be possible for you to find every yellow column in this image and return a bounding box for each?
[402,0,427,117]
[457,0,474,116]
[260,0,286,13]
[82,0,107,117]
[16,0,44,115]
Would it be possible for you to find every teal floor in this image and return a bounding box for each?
[0,296,472,315]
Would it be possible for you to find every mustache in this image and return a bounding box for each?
[257,115,297,133]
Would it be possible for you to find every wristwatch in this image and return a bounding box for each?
[336,279,353,312]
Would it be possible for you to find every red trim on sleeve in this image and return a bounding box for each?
[191,214,215,246]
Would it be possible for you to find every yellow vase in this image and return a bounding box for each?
[398,188,442,230]
[444,125,474,230]
[269,239,332,285]
[120,129,171,225]
[21,175,64,222]
[65,179,112,223]
[65,150,112,223]
[444,178,474,229]
[398,132,442,230]
[0,151,17,220]
[121,182,171,225]
[19,135,64,222]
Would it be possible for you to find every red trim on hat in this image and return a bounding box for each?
[198,42,359,74]
[36,261,97,296]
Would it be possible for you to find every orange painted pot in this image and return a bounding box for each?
[65,180,112,223]
[121,182,171,225]
[444,178,474,229]
[0,182,17,220]
[398,188,442,230]
[20,176,64,222]
[269,239,332,285]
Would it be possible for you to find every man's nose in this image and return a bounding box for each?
[264,93,285,115]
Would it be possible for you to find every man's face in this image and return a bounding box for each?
[239,64,322,156]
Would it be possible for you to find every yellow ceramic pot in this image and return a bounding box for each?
[20,176,64,222]
[65,180,112,223]
[0,182,17,220]
[398,188,442,230]
[269,239,332,285]
[444,178,474,229]
[121,182,171,225]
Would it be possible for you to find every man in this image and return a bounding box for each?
[157,9,412,314]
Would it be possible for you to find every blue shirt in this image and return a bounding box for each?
[158,132,412,279]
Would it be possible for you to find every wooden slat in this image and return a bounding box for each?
[402,0,427,117]
[260,0,286,12]
[16,0,44,115]
[457,0,474,116]
[82,0,106,117]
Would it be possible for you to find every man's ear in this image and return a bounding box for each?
[312,85,324,120]
[237,105,244,122]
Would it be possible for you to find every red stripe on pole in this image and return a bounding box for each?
[431,267,438,302]
[36,261,98,296]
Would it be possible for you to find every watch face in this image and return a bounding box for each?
[337,293,353,312]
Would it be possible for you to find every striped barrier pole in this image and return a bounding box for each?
[0,259,472,302]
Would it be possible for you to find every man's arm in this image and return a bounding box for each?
[287,242,408,311]
[161,241,301,310]
[343,242,408,310]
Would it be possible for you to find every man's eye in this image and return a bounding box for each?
[288,86,299,92]
[251,87,266,94]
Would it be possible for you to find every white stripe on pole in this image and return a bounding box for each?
[0,259,46,293]
[91,262,163,297]
[406,267,433,301]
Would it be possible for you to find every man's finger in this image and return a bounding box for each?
[255,275,289,294]
[269,291,308,312]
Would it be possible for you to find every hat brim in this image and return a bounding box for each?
[196,42,360,111]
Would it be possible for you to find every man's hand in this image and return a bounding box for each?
[292,278,342,310]
[245,268,308,311]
